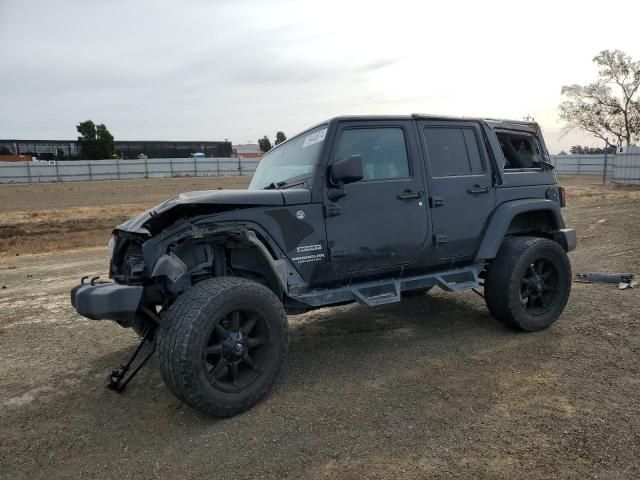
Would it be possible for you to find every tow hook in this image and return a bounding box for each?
[80,275,109,286]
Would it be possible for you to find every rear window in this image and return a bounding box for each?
[424,127,483,176]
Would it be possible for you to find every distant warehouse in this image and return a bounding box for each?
[0,139,232,160]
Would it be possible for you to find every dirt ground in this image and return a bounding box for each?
[0,175,639,479]
[0,176,250,256]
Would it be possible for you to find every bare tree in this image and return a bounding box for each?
[559,50,640,147]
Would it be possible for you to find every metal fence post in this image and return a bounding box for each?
[55,161,60,181]
[169,158,174,178]
[87,161,93,181]
[577,157,581,175]
[238,157,242,176]
[25,160,32,183]
[217,158,220,176]
[116,158,121,180]
[602,138,609,184]
[144,157,149,179]
[193,156,197,177]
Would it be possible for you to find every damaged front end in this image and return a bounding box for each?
[71,221,292,328]
[70,186,308,339]
[70,230,153,328]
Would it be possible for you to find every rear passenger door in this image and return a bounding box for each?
[418,120,496,259]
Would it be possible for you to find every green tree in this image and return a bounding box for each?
[96,123,115,159]
[275,131,287,145]
[559,50,640,147]
[76,120,115,159]
[77,120,98,159]
[569,144,616,154]
[258,135,272,152]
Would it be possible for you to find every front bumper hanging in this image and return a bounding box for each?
[71,277,143,322]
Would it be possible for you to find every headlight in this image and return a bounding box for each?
[107,236,116,256]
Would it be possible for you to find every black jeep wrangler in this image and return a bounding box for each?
[71,115,576,417]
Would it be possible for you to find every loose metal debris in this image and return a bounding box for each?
[575,272,637,290]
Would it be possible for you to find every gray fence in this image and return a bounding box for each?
[1,153,640,185]
[0,157,260,183]
[548,153,640,185]
[549,154,612,175]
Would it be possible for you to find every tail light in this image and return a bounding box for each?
[558,187,566,207]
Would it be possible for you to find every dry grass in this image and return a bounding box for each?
[0,176,250,257]
[0,204,144,256]
[559,175,640,203]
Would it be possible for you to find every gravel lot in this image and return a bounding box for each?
[1,175,639,479]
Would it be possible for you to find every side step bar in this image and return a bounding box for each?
[292,264,483,308]
[352,283,401,307]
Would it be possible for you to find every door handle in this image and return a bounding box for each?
[397,190,423,200]
[467,184,490,194]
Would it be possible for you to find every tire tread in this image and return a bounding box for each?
[157,277,288,416]
[485,236,571,332]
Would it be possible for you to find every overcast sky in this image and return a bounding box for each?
[1,0,639,153]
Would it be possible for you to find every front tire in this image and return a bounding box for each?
[484,236,571,332]
[157,277,288,417]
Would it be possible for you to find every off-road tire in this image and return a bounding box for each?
[484,236,571,332]
[157,277,288,416]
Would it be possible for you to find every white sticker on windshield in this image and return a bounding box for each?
[302,128,327,148]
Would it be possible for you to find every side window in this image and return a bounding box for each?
[496,132,543,169]
[333,127,410,181]
[424,127,484,177]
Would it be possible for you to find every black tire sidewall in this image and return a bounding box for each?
[508,242,571,331]
[486,237,572,332]
[190,290,285,405]
[160,277,287,416]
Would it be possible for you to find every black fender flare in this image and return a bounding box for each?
[475,199,565,261]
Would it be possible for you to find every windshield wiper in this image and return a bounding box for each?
[263,181,287,190]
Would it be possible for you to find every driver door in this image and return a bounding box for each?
[323,121,429,275]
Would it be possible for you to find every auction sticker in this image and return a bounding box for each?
[302,128,327,148]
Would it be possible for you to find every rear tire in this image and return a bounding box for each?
[484,236,571,332]
[157,277,288,416]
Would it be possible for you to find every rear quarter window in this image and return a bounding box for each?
[496,131,544,169]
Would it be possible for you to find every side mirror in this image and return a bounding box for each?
[329,154,364,186]
[327,154,363,201]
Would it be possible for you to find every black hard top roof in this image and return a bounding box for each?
[322,114,539,132]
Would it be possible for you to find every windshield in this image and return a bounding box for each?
[248,125,328,190]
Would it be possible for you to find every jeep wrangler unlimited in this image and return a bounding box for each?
[71,115,576,417]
